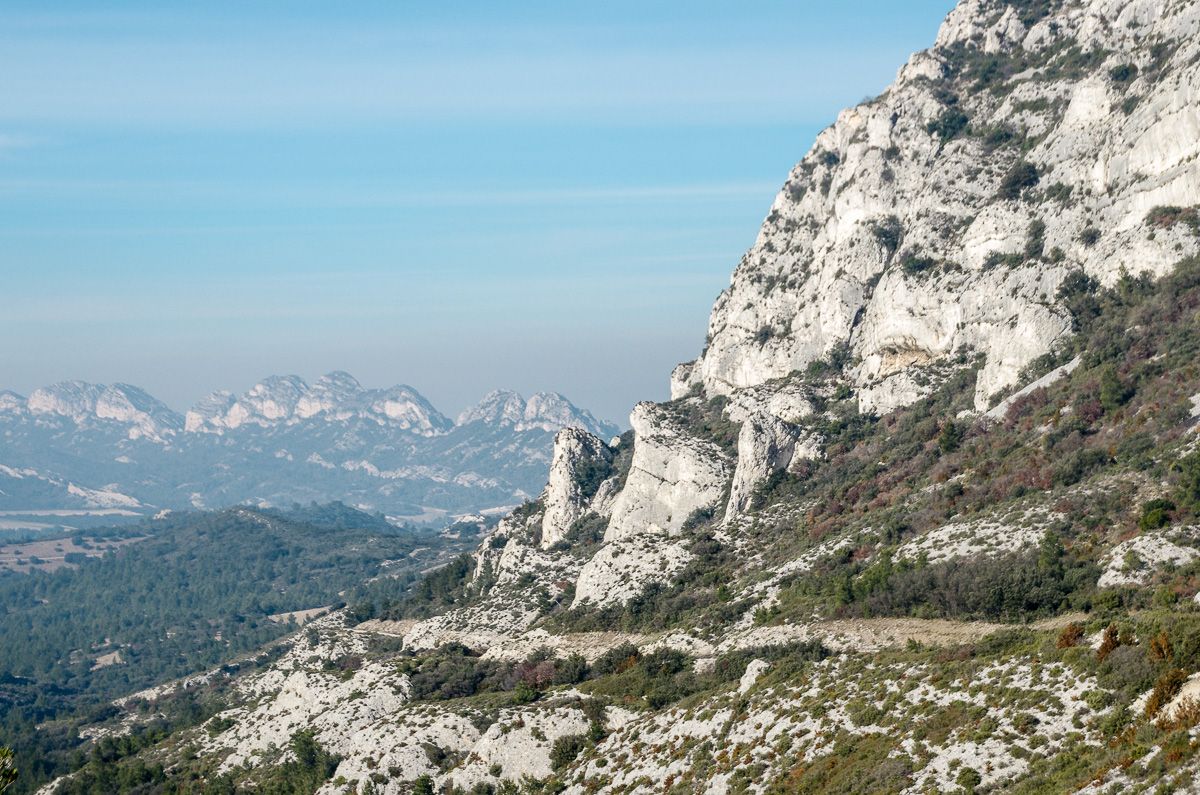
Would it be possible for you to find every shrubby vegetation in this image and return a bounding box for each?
[391,638,828,730]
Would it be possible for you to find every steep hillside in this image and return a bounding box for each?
[21,1,1200,793]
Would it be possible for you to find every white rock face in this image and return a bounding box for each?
[183,390,236,433]
[573,531,692,607]
[570,400,733,604]
[0,390,26,414]
[442,706,592,792]
[603,402,732,543]
[738,659,771,694]
[672,0,1200,412]
[540,428,613,549]
[724,413,820,521]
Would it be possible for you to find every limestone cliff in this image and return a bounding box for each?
[672,0,1200,413]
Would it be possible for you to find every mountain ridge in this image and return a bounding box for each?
[0,373,619,521]
[4,372,617,441]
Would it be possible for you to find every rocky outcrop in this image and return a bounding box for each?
[724,413,821,521]
[1098,527,1200,588]
[572,530,693,607]
[672,0,1200,412]
[602,402,732,542]
[539,429,614,549]
[443,706,593,792]
[569,402,734,607]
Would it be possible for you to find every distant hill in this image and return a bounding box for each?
[0,373,619,525]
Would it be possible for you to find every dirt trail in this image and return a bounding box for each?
[811,613,1084,651]
[352,610,1092,664]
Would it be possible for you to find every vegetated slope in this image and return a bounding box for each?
[0,504,481,792]
[20,0,1200,793]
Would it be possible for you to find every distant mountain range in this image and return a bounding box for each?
[0,372,619,523]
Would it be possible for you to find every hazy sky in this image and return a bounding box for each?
[0,0,955,424]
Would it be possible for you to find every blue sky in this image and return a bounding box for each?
[0,0,955,423]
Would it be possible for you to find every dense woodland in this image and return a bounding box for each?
[0,504,472,793]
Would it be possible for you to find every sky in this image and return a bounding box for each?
[0,0,956,425]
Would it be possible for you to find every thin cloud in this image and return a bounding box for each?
[0,133,37,152]
[0,178,781,208]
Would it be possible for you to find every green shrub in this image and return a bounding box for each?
[1044,182,1074,203]
[592,643,640,676]
[937,421,962,453]
[1051,448,1110,487]
[1098,366,1134,412]
[1109,63,1138,84]
[871,215,903,257]
[1024,219,1046,260]
[1138,499,1176,531]
[550,734,589,771]
[1175,452,1200,514]
[572,456,614,500]
[927,108,969,142]
[901,253,939,276]
[998,160,1039,200]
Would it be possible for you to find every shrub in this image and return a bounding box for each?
[1044,182,1073,203]
[552,653,589,685]
[1109,63,1138,84]
[1149,631,1174,662]
[1051,448,1110,487]
[572,456,614,500]
[937,421,962,453]
[1158,697,1200,732]
[1138,499,1175,531]
[1023,219,1046,260]
[1175,452,1200,513]
[901,253,939,276]
[927,108,969,142]
[998,160,1039,200]
[871,215,903,257]
[1080,226,1101,247]
[1097,624,1120,662]
[851,541,1096,622]
[1145,668,1188,718]
[1056,622,1085,649]
[980,123,1019,151]
[956,766,983,793]
[1146,205,1200,234]
[592,643,640,676]
[550,734,589,771]
[1098,365,1134,411]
